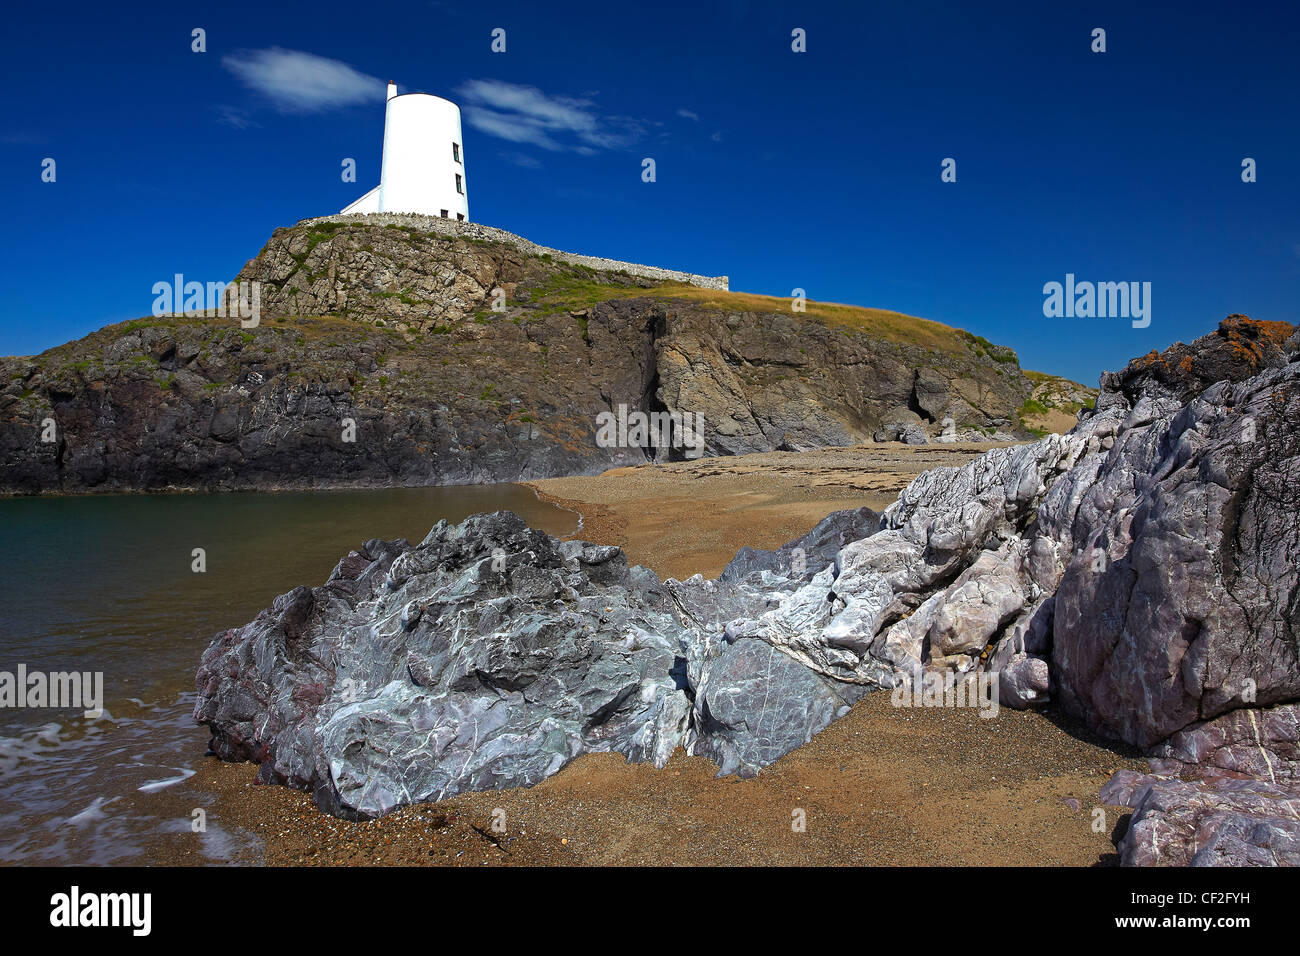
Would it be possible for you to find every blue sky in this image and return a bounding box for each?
[1,0,1297,384]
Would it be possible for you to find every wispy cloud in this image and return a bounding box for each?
[215,105,257,129]
[676,109,700,122]
[222,48,384,113]
[456,79,644,153]
[500,150,543,169]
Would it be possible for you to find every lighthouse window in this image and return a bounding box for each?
[452,143,461,163]
[457,213,465,221]
[440,209,448,219]
[455,174,463,194]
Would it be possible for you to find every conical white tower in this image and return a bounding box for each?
[342,81,469,221]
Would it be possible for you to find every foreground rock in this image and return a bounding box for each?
[195,513,693,817]
[196,315,1300,866]
[1050,321,1300,748]
[195,508,879,817]
[1103,772,1300,866]
[1100,702,1300,865]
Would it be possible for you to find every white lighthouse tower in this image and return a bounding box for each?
[342,81,469,221]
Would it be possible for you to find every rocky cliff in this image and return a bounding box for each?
[2,217,1052,494]
[195,314,1300,864]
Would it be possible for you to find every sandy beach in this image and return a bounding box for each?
[525,443,1017,580]
[148,442,1146,867]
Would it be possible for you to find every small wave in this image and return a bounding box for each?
[67,795,119,826]
[137,768,196,793]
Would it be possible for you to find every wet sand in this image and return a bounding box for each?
[150,442,1145,867]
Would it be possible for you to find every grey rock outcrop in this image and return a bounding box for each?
[1050,363,1300,747]
[719,507,880,585]
[688,637,867,777]
[195,512,696,818]
[194,508,886,816]
[900,423,929,445]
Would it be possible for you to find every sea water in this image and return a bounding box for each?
[0,484,576,864]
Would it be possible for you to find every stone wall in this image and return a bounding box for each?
[298,212,729,291]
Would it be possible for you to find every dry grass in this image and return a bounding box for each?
[642,287,971,353]
[521,271,973,355]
